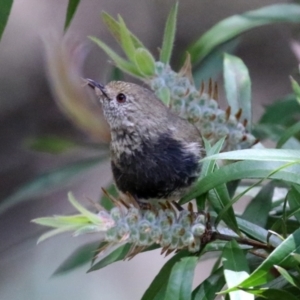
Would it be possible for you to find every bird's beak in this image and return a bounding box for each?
[85,78,109,99]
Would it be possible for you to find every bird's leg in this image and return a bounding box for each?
[171,200,184,211]
[132,195,152,210]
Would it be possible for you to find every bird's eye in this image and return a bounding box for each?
[116,93,126,103]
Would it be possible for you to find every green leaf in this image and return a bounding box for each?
[287,185,300,223]
[164,256,198,300]
[274,265,300,289]
[242,288,299,300]
[118,15,137,63]
[53,242,102,275]
[109,66,124,81]
[201,149,300,163]
[200,137,226,179]
[291,253,300,263]
[0,0,13,41]
[88,243,131,272]
[25,135,77,154]
[254,124,300,150]
[190,138,239,232]
[100,183,118,210]
[259,95,298,125]
[101,12,145,49]
[267,216,299,235]
[89,244,159,273]
[160,2,178,64]
[0,156,106,214]
[141,251,189,300]
[188,4,300,65]
[183,161,300,203]
[223,53,251,130]
[193,39,239,84]
[208,181,239,234]
[242,183,274,228]
[32,214,89,228]
[68,192,101,225]
[156,86,171,106]
[134,48,156,77]
[37,226,78,244]
[276,122,300,149]
[237,217,282,247]
[192,267,225,300]
[222,240,253,300]
[200,240,252,255]
[64,0,80,31]
[89,36,141,77]
[291,76,300,105]
[236,228,300,289]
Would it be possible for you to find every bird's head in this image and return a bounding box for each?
[86,79,168,131]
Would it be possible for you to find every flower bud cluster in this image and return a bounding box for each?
[99,206,206,252]
[150,62,257,151]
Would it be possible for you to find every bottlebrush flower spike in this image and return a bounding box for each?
[32,192,207,256]
[148,61,257,151]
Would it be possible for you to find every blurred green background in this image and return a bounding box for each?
[0,0,298,299]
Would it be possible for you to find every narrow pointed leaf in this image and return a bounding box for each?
[242,182,274,227]
[291,253,300,263]
[101,12,144,48]
[89,36,141,77]
[192,267,225,300]
[195,138,232,227]
[236,228,300,289]
[183,161,300,202]
[276,122,300,149]
[259,95,298,125]
[223,53,251,130]
[255,124,300,149]
[188,4,300,65]
[0,157,106,214]
[164,256,198,300]
[222,240,253,300]
[89,244,159,272]
[201,149,300,163]
[32,215,89,228]
[64,0,80,31]
[274,265,300,288]
[25,135,77,154]
[88,243,131,272]
[0,0,13,41]
[37,226,78,244]
[291,76,300,104]
[242,288,299,300]
[193,39,239,83]
[208,181,239,233]
[200,137,225,178]
[134,48,156,76]
[67,192,101,225]
[118,15,137,63]
[100,183,117,210]
[141,251,189,300]
[287,185,300,223]
[53,242,103,275]
[237,218,282,247]
[156,86,170,106]
[160,2,178,64]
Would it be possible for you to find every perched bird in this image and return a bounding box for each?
[86,79,204,204]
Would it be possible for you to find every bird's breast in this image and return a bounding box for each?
[110,131,201,200]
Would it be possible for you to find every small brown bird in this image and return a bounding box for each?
[87,79,204,204]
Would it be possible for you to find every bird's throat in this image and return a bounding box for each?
[110,128,144,159]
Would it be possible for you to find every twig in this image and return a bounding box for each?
[211,232,274,251]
